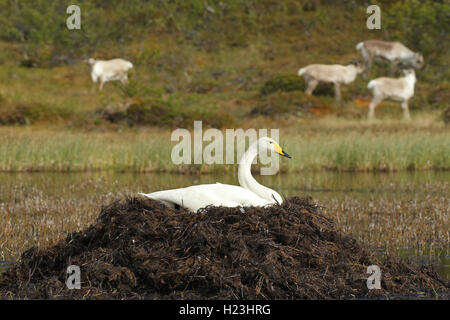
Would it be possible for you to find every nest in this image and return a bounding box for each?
[0,197,448,299]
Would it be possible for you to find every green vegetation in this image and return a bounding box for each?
[260,74,305,95]
[0,1,448,172]
[443,107,450,125]
[0,99,72,125]
[284,131,450,172]
[90,95,236,128]
[384,0,450,81]
[1,1,447,68]
[0,119,448,173]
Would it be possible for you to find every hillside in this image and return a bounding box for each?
[0,0,448,129]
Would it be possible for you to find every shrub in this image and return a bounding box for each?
[260,74,304,95]
[384,0,449,73]
[251,91,326,118]
[442,107,450,125]
[96,97,236,129]
[116,79,163,99]
[0,100,70,125]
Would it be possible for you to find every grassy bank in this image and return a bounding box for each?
[0,118,448,173]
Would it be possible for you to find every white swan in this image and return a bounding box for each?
[139,137,291,212]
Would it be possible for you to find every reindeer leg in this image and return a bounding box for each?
[389,60,398,76]
[306,79,318,95]
[120,74,128,85]
[363,54,372,79]
[334,82,341,101]
[401,100,411,120]
[368,97,381,120]
[98,76,105,91]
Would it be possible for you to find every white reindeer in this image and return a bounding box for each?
[297,63,365,101]
[367,69,416,120]
[87,58,133,91]
[356,40,424,76]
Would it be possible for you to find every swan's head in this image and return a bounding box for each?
[258,137,291,158]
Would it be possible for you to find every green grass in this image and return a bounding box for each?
[283,132,450,172]
[0,128,172,172]
[0,122,448,173]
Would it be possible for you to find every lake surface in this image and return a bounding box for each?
[0,170,448,279]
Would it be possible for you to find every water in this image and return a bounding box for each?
[0,170,448,279]
[1,169,447,199]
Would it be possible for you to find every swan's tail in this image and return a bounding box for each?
[138,192,155,199]
[139,192,178,209]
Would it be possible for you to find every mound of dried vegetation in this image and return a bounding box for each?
[0,197,448,299]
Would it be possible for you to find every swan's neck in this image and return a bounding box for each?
[238,142,283,204]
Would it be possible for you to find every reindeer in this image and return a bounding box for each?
[356,40,424,76]
[367,69,416,120]
[297,63,365,101]
[86,58,133,91]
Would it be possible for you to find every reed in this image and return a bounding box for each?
[0,126,448,173]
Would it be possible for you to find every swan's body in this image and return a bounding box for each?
[143,183,271,211]
[139,137,291,212]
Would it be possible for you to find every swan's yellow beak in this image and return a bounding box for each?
[274,143,291,158]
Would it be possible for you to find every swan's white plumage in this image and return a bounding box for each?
[139,137,290,212]
[139,184,270,212]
